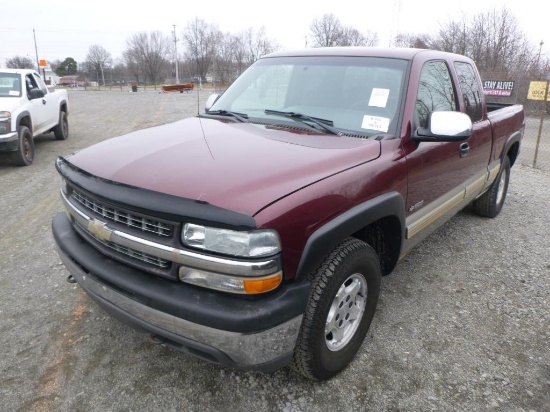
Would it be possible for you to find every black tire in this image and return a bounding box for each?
[53,110,69,140]
[473,156,511,218]
[10,126,34,166]
[292,238,381,380]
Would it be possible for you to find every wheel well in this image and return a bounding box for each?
[18,115,31,130]
[507,141,520,166]
[352,215,402,276]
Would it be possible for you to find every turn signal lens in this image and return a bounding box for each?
[179,267,283,294]
[243,273,283,294]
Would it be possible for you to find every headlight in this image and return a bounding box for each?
[182,223,281,257]
[0,111,11,134]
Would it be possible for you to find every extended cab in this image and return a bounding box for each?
[0,69,69,165]
[52,48,524,380]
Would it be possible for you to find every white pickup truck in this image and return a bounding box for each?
[0,69,69,166]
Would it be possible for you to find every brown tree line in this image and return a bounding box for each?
[309,14,378,47]
[8,8,549,97]
[75,19,279,88]
[394,8,549,105]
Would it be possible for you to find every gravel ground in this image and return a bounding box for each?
[1,89,549,412]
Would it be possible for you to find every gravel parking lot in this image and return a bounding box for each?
[1,89,549,412]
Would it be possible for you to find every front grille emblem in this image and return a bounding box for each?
[88,219,112,242]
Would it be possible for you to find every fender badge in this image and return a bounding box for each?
[87,219,112,242]
[408,200,424,213]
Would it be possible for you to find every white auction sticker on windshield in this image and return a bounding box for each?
[368,88,390,108]
[8,90,19,96]
[361,115,390,132]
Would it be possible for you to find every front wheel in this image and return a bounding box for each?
[10,126,34,166]
[473,156,511,218]
[292,238,381,380]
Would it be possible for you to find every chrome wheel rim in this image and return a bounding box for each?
[496,168,507,205]
[325,273,367,351]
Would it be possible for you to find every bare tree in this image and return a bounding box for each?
[231,31,250,76]
[210,27,278,86]
[393,33,431,49]
[215,33,239,85]
[123,49,142,84]
[125,31,171,88]
[340,27,379,47]
[310,14,378,47]
[244,27,278,65]
[430,8,535,77]
[6,56,36,69]
[85,45,112,86]
[432,18,470,55]
[182,19,221,82]
[310,14,344,47]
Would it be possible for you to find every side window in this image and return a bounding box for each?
[416,61,457,128]
[32,73,48,94]
[454,62,483,122]
[25,75,39,92]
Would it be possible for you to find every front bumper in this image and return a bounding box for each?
[52,212,310,370]
[0,131,18,152]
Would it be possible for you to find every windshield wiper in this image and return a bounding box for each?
[264,109,341,136]
[203,110,249,123]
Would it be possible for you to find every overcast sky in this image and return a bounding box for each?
[1,0,548,67]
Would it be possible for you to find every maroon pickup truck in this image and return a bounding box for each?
[52,48,524,380]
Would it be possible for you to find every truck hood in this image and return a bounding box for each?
[0,96,23,112]
[66,117,381,216]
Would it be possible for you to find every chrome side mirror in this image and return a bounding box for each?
[414,111,472,142]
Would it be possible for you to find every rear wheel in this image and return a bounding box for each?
[53,110,69,140]
[10,126,34,166]
[292,238,381,380]
[473,156,510,218]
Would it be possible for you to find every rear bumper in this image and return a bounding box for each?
[52,212,310,370]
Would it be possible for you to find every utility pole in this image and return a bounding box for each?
[33,29,40,70]
[537,40,544,77]
[173,25,179,84]
[389,0,402,46]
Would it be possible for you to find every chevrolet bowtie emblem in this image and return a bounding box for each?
[87,219,112,242]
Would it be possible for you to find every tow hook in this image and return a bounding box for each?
[66,274,77,284]
[148,334,167,344]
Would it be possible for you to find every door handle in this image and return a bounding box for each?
[459,142,469,158]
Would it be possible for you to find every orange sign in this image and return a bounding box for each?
[39,59,47,67]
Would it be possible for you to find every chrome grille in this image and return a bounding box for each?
[72,190,173,237]
[75,221,171,269]
[104,239,171,268]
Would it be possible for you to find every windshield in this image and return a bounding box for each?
[210,55,408,136]
[0,73,22,98]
